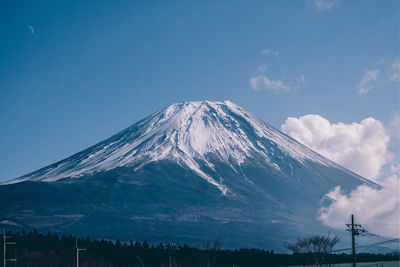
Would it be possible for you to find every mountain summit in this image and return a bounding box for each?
[0,101,375,248]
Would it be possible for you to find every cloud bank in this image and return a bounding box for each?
[319,172,399,238]
[282,114,399,238]
[281,115,389,180]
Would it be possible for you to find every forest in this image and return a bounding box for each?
[1,230,398,267]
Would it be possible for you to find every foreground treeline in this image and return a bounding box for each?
[0,230,398,267]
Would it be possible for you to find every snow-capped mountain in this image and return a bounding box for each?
[5,101,370,188]
[0,101,375,248]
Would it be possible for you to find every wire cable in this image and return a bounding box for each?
[331,238,400,253]
[357,218,400,226]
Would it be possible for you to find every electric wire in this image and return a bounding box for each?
[356,218,400,226]
[331,238,400,253]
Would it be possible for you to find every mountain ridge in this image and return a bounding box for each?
[0,100,376,248]
[3,100,373,190]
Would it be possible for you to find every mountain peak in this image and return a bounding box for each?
[1,101,376,248]
[5,100,371,194]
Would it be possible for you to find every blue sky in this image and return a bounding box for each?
[0,0,399,181]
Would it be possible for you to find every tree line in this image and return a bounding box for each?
[0,230,398,267]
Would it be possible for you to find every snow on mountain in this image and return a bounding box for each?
[0,100,378,248]
[4,100,369,193]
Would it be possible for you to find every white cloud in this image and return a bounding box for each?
[317,115,400,238]
[311,0,338,10]
[318,171,400,238]
[250,74,291,91]
[302,114,400,239]
[281,115,389,180]
[389,57,400,82]
[250,65,305,92]
[261,49,279,58]
[28,25,35,34]
[357,70,380,95]
[252,49,306,92]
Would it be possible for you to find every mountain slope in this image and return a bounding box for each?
[0,100,375,248]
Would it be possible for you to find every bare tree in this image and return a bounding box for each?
[285,233,340,267]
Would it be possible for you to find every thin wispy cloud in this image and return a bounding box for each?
[385,113,400,171]
[387,113,400,145]
[356,70,379,95]
[256,65,266,73]
[389,57,400,82]
[261,49,279,58]
[355,57,398,95]
[250,74,291,91]
[295,75,306,89]
[250,73,305,92]
[250,51,305,92]
[311,0,338,10]
[28,25,35,34]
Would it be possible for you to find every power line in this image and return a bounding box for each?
[359,234,388,243]
[356,218,400,226]
[359,229,391,240]
[332,238,400,253]
[361,263,389,267]
[355,238,400,250]
[359,232,393,243]
[333,213,399,260]
[331,247,353,253]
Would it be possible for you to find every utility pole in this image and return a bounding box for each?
[2,229,4,267]
[169,246,171,267]
[2,229,16,267]
[346,214,365,267]
[168,242,175,267]
[75,239,86,267]
[351,215,356,267]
